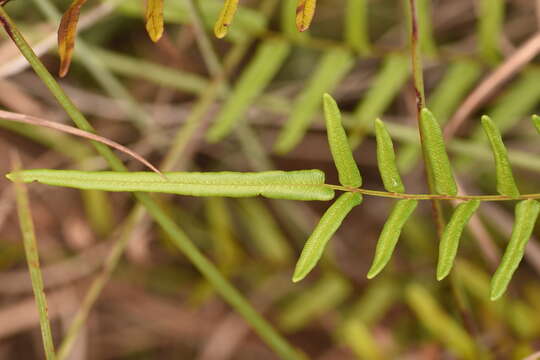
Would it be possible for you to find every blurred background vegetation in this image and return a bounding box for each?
[1,0,540,359]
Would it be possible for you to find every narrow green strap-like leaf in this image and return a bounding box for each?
[532,115,540,134]
[345,0,370,54]
[420,108,457,196]
[367,199,418,279]
[374,118,405,193]
[481,115,520,197]
[323,93,362,187]
[293,192,362,282]
[478,0,504,63]
[491,199,540,301]
[349,53,410,148]
[437,200,481,280]
[214,0,239,39]
[206,39,290,142]
[7,169,335,201]
[274,49,354,154]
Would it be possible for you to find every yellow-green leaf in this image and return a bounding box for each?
[214,0,239,38]
[145,0,164,42]
[491,200,540,301]
[58,0,89,77]
[374,118,405,193]
[293,192,362,282]
[323,93,362,188]
[295,0,317,32]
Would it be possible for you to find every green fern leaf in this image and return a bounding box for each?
[293,192,362,282]
[420,108,457,196]
[491,199,540,300]
[323,93,362,187]
[437,200,480,280]
[367,199,418,278]
[374,118,405,193]
[481,115,520,197]
[532,115,540,134]
[6,169,334,201]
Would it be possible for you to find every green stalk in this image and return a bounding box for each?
[0,6,301,360]
[11,155,56,360]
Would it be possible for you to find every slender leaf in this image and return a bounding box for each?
[437,200,481,280]
[375,118,405,193]
[491,200,540,300]
[57,0,88,77]
[341,320,384,360]
[345,0,370,54]
[349,54,410,147]
[406,283,478,360]
[145,0,164,42]
[293,192,362,282]
[481,115,520,197]
[478,0,505,63]
[367,199,418,278]
[7,169,334,201]
[420,108,457,196]
[533,115,540,134]
[214,0,239,38]
[12,164,56,360]
[206,39,290,142]
[274,49,354,153]
[323,93,362,187]
[295,0,317,32]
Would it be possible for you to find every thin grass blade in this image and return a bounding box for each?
[532,115,540,134]
[491,200,540,300]
[419,108,457,196]
[214,0,239,38]
[323,93,362,187]
[374,118,405,193]
[345,0,370,54]
[293,192,362,282]
[481,115,520,197]
[145,0,164,42]
[7,169,335,201]
[437,200,481,280]
[274,49,354,153]
[367,199,418,278]
[206,39,290,142]
[11,157,56,360]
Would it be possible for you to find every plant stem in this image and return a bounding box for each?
[0,6,301,360]
[11,153,56,360]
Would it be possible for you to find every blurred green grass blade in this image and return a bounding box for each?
[274,49,354,154]
[348,280,398,325]
[406,283,477,360]
[367,199,418,279]
[81,190,114,237]
[237,199,293,264]
[12,165,56,360]
[206,39,291,142]
[491,200,540,301]
[420,108,457,196]
[279,273,351,331]
[533,115,540,134]
[481,115,520,197]
[477,0,505,63]
[340,320,384,360]
[349,53,410,148]
[323,93,362,187]
[206,198,242,272]
[345,0,370,54]
[485,69,540,134]
[282,0,308,40]
[117,0,266,42]
[398,60,482,173]
[93,48,209,95]
[7,169,335,201]
[293,192,362,282]
[375,118,405,193]
[437,200,480,280]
